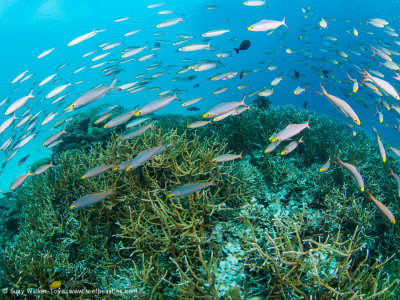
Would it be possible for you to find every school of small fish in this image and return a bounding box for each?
[0,3,399,223]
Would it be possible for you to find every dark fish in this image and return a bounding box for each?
[234,40,251,54]
[308,196,326,209]
[185,75,197,81]
[321,69,330,78]
[303,101,308,109]
[294,70,300,79]
[240,71,244,79]
[187,107,200,111]
[18,154,30,166]
[193,83,200,88]
[154,41,161,47]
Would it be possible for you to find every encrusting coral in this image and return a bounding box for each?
[1,104,400,298]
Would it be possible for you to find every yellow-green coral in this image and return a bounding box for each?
[1,105,399,298]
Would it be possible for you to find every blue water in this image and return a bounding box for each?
[0,0,400,191]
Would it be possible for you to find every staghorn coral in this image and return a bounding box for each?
[238,203,397,299]
[1,106,400,298]
[0,125,257,298]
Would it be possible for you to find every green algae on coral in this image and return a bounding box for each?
[1,105,400,298]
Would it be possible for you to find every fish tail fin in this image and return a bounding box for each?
[109,77,117,89]
[173,89,179,100]
[318,83,326,94]
[210,177,219,187]
[282,16,288,29]
[299,136,304,143]
[239,150,244,159]
[388,167,395,177]
[370,47,376,58]
[335,153,342,165]
[306,117,311,129]
[234,48,239,54]
[346,72,353,81]
[29,89,35,98]
[240,94,247,105]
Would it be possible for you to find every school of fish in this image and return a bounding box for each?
[0,2,399,223]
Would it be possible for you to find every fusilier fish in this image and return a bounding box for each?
[46,83,71,99]
[366,191,395,224]
[203,94,248,118]
[319,156,331,172]
[213,87,228,94]
[156,18,184,28]
[317,83,361,125]
[43,129,68,147]
[70,189,114,210]
[202,29,230,37]
[116,122,155,143]
[37,48,55,59]
[187,120,212,128]
[39,73,57,86]
[34,163,55,176]
[280,136,303,155]
[94,113,113,124]
[346,73,359,93]
[293,86,305,95]
[264,140,281,154]
[10,171,34,191]
[271,76,283,86]
[68,29,105,46]
[126,117,150,129]
[126,143,171,171]
[336,155,364,192]
[68,78,117,111]
[167,179,218,197]
[243,0,266,6]
[121,46,147,58]
[11,70,28,84]
[12,133,36,150]
[104,110,137,128]
[247,17,288,32]
[178,43,210,52]
[181,97,203,107]
[389,168,400,198]
[363,69,400,100]
[5,90,34,115]
[212,151,243,162]
[81,164,115,179]
[114,16,131,23]
[269,119,310,143]
[136,92,178,116]
[390,147,400,158]
[258,89,273,97]
[377,136,386,163]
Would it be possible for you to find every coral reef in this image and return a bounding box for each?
[52,105,125,155]
[1,104,400,298]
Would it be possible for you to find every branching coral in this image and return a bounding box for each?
[1,123,257,298]
[239,209,398,299]
[1,105,400,298]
